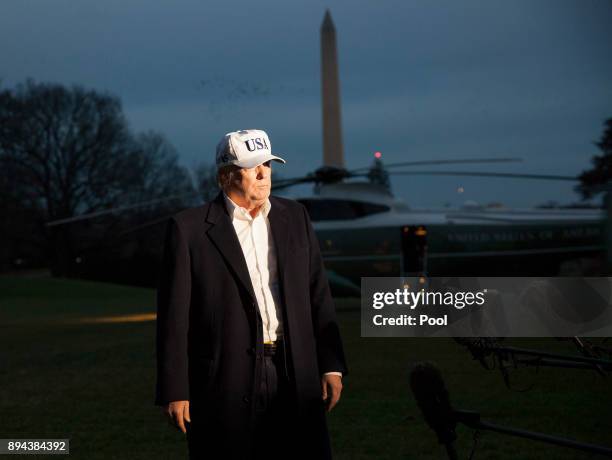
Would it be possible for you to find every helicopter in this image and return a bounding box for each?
[269,157,606,295]
[45,154,607,295]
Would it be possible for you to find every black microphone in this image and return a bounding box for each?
[453,337,501,370]
[409,362,458,458]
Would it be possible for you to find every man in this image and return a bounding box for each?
[155,129,348,459]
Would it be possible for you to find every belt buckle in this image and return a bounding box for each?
[263,341,277,357]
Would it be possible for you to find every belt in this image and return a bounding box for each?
[263,340,283,357]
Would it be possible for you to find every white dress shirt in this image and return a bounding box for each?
[223,193,342,378]
[224,194,282,342]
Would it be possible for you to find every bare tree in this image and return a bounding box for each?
[123,131,197,213]
[0,81,134,220]
[194,162,220,202]
[0,156,45,270]
[0,80,195,276]
[578,118,612,199]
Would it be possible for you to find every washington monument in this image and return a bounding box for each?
[320,10,345,168]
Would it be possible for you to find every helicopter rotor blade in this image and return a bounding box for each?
[349,157,523,174]
[273,176,315,185]
[45,192,199,227]
[46,171,321,227]
[388,170,578,181]
[118,213,177,236]
[272,177,316,191]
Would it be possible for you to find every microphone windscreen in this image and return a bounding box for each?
[409,361,457,444]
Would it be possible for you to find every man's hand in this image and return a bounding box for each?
[321,374,342,413]
[163,400,191,434]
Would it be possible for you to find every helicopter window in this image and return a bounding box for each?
[358,202,390,216]
[298,199,389,221]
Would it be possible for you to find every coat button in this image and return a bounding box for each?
[243,396,250,403]
[247,347,255,356]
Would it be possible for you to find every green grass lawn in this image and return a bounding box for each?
[1,275,610,459]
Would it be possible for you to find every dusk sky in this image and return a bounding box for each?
[2,0,611,207]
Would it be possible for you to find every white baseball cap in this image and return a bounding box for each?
[215,129,286,169]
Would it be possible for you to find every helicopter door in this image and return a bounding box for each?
[400,226,428,276]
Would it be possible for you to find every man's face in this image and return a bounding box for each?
[232,161,272,205]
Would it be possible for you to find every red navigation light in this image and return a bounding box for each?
[374,151,382,159]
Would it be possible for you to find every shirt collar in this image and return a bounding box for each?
[223,193,271,221]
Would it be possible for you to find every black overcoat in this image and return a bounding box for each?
[155,192,348,459]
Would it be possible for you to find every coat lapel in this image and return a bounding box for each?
[268,196,289,288]
[205,192,257,301]
[204,193,290,305]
